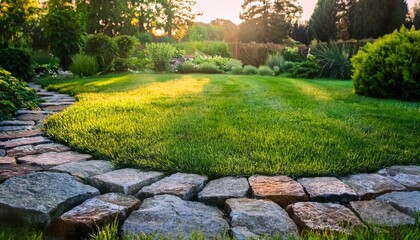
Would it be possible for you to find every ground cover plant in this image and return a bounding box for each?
[37,73,420,178]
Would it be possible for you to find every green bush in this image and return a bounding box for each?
[112,57,132,73]
[233,42,284,67]
[283,61,297,73]
[196,62,223,73]
[84,34,118,72]
[265,53,285,71]
[191,54,230,71]
[174,41,231,57]
[351,27,420,100]
[312,42,352,79]
[0,68,38,120]
[0,47,32,80]
[291,60,319,79]
[283,46,307,62]
[115,35,138,58]
[70,53,98,77]
[230,66,243,75]
[145,43,176,72]
[135,32,153,44]
[31,51,60,76]
[242,65,258,75]
[258,65,274,76]
[178,62,197,73]
[225,59,243,72]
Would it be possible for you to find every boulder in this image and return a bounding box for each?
[89,168,164,195]
[198,177,249,205]
[51,193,140,239]
[0,136,52,149]
[298,177,357,203]
[122,195,228,239]
[0,172,99,226]
[137,173,208,200]
[286,202,364,233]
[341,173,405,200]
[7,143,70,157]
[248,175,308,207]
[17,151,91,169]
[350,200,416,227]
[377,165,420,190]
[226,198,298,239]
[376,191,420,217]
[50,160,114,181]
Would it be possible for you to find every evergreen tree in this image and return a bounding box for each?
[308,0,339,42]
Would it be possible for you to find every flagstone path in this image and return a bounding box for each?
[0,83,419,240]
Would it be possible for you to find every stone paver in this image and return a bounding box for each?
[42,105,72,111]
[0,164,43,183]
[226,198,298,240]
[248,175,308,207]
[378,165,420,190]
[0,136,52,149]
[0,120,35,126]
[341,173,405,200]
[286,202,365,233]
[122,194,228,239]
[0,129,43,141]
[51,193,140,239]
[90,168,164,195]
[39,102,75,107]
[0,149,5,157]
[298,177,358,203]
[16,110,53,115]
[0,125,32,132]
[7,143,70,157]
[376,191,420,217]
[0,156,16,165]
[17,151,91,169]
[0,172,99,226]
[350,200,416,227]
[50,160,114,181]
[137,173,208,200]
[16,113,49,121]
[198,177,249,205]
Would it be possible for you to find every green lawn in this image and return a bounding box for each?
[37,74,420,178]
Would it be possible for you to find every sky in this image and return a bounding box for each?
[192,0,417,24]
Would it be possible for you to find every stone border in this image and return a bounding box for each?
[0,83,419,239]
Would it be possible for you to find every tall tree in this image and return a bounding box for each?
[308,0,340,41]
[130,0,165,33]
[239,0,302,43]
[351,0,408,39]
[161,0,197,39]
[210,19,239,42]
[411,0,420,29]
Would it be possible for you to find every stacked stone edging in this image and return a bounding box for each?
[0,83,419,240]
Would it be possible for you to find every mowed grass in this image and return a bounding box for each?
[37,74,420,178]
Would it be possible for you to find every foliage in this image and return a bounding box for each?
[309,0,342,41]
[112,57,132,73]
[311,42,352,79]
[89,217,119,240]
[145,43,176,72]
[190,54,231,71]
[70,53,98,77]
[174,41,231,57]
[0,47,32,80]
[185,23,224,41]
[265,53,285,71]
[351,27,420,100]
[38,73,420,178]
[84,34,118,72]
[0,224,43,240]
[413,1,420,29]
[210,18,239,42]
[31,50,60,76]
[225,59,243,72]
[178,61,197,73]
[257,65,274,76]
[351,0,408,39]
[135,32,153,43]
[283,46,307,62]
[0,68,38,120]
[43,4,85,69]
[291,22,312,45]
[239,0,302,43]
[115,35,138,58]
[161,0,198,39]
[196,62,223,74]
[290,59,319,79]
[233,42,285,67]
[242,65,258,75]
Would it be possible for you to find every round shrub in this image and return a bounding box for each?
[0,68,38,120]
[226,59,243,72]
[351,27,420,100]
[112,57,132,73]
[145,43,176,72]
[290,60,319,79]
[230,66,243,75]
[115,35,138,58]
[0,48,32,80]
[84,34,117,72]
[258,65,274,76]
[265,53,285,70]
[70,53,98,77]
[242,65,258,75]
[196,62,222,73]
[178,62,197,73]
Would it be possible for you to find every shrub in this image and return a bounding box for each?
[0,47,32,80]
[226,59,243,72]
[31,51,60,76]
[258,65,274,76]
[230,66,243,75]
[0,68,38,120]
[291,60,319,79]
[135,32,153,44]
[70,53,98,77]
[283,61,297,73]
[196,62,222,73]
[114,35,138,58]
[242,65,258,75]
[84,34,118,72]
[112,57,132,72]
[351,27,420,100]
[273,66,281,76]
[174,41,231,57]
[145,43,176,72]
[232,42,284,67]
[178,61,197,73]
[191,54,230,71]
[312,42,352,79]
[265,53,285,71]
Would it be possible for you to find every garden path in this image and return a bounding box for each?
[0,83,419,239]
